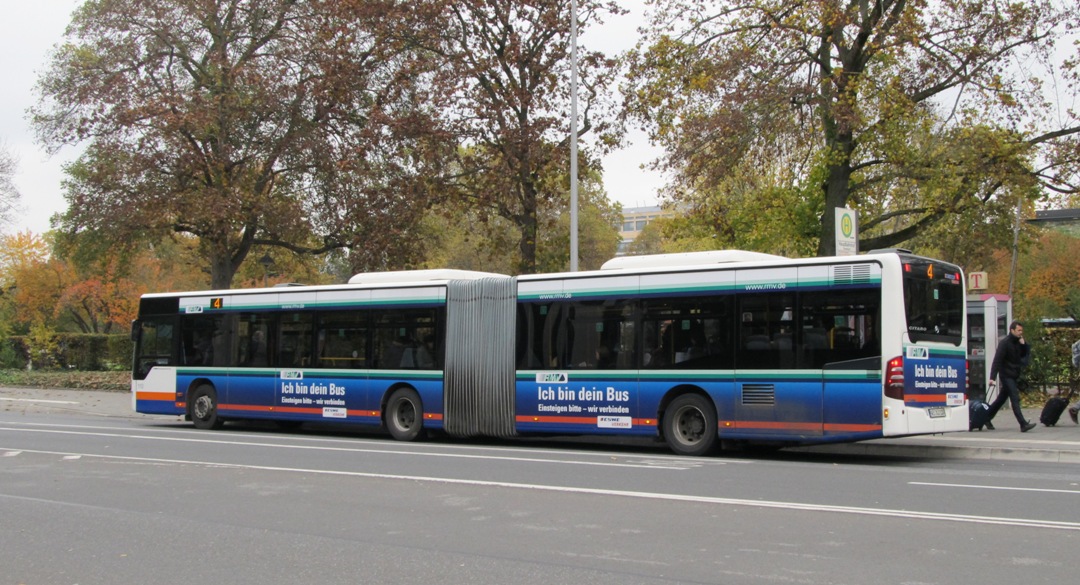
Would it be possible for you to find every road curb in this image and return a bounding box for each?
[793,441,1080,464]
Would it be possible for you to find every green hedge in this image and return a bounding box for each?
[0,369,129,391]
[1026,325,1080,395]
[0,334,133,371]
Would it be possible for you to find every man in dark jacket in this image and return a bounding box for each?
[986,320,1035,432]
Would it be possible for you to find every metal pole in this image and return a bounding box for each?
[569,0,579,272]
[1008,196,1022,297]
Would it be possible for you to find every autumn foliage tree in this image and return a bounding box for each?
[420,168,621,274]
[0,231,189,334]
[985,230,1080,322]
[427,0,624,274]
[625,0,1080,257]
[0,144,19,230]
[33,0,448,289]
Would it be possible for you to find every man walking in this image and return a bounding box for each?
[986,320,1036,432]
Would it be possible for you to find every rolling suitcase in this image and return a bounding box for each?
[1041,396,1069,426]
[969,400,992,431]
[1041,370,1078,427]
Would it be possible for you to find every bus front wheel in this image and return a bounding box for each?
[190,384,224,430]
[663,394,717,456]
[385,388,425,442]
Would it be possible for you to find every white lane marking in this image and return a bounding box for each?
[0,397,81,405]
[911,482,1080,495]
[0,426,694,470]
[7,447,1080,531]
[0,420,743,465]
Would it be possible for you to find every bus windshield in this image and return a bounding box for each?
[902,257,964,345]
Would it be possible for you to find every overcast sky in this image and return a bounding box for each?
[0,1,663,237]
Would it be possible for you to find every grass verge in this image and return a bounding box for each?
[0,369,129,392]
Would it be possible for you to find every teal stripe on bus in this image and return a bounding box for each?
[517,370,880,382]
[176,367,442,381]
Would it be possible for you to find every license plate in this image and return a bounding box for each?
[927,406,946,418]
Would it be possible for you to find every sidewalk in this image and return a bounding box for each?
[4,387,1080,463]
[0,386,140,419]
[793,407,1080,463]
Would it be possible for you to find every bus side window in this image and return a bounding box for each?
[799,290,881,369]
[737,293,794,370]
[317,310,368,369]
[372,308,438,369]
[642,295,733,370]
[238,313,272,367]
[278,312,313,368]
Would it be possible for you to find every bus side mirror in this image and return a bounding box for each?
[130,320,140,343]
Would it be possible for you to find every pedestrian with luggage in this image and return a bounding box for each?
[986,320,1036,432]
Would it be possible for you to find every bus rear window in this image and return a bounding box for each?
[902,258,964,345]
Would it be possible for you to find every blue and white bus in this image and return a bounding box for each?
[131,249,968,455]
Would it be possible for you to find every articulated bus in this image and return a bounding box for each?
[131,249,968,455]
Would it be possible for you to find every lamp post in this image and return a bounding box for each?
[569,0,579,272]
[259,253,273,288]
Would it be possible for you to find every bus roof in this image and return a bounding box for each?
[347,269,508,285]
[600,250,789,270]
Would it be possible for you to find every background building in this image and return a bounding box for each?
[617,205,671,255]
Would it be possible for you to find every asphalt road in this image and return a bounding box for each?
[2,389,1080,584]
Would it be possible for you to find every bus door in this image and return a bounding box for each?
[734,266,823,438]
[229,310,278,413]
[274,310,317,416]
[176,307,232,410]
[800,264,883,438]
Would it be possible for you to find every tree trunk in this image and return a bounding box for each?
[209,253,239,290]
[517,204,538,275]
[817,136,855,257]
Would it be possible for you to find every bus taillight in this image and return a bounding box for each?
[885,356,904,400]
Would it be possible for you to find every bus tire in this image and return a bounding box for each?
[385,387,425,442]
[190,384,224,430]
[663,394,717,456]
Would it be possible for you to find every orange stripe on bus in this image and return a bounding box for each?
[720,421,882,433]
[823,423,882,433]
[137,392,176,402]
[905,394,949,402]
[220,404,276,412]
[206,405,878,433]
[733,421,823,431]
[212,404,441,421]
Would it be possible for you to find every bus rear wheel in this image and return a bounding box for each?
[385,388,425,442]
[190,384,224,430]
[663,394,717,456]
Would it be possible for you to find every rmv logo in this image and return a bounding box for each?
[906,346,930,360]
